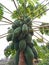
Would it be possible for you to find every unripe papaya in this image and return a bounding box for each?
[25,46,34,60]
[25,46,34,65]
[25,34,32,43]
[7,33,12,42]
[12,20,22,29]
[8,28,14,33]
[18,33,25,40]
[13,27,21,37]
[10,42,14,50]
[19,40,26,51]
[22,24,28,34]
[15,50,19,65]
[28,42,34,48]
[24,16,31,24]
[14,42,19,50]
[32,47,38,59]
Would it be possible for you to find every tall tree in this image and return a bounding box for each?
[0,0,49,65]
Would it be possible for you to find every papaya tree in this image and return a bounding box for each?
[0,0,49,65]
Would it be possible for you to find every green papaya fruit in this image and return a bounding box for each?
[7,33,12,42]
[28,42,34,48]
[18,33,25,40]
[15,50,19,65]
[24,16,31,24]
[13,27,21,38]
[25,46,34,60]
[12,33,18,42]
[32,47,38,59]
[25,34,32,43]
[25,57,33,65]
[27,21,32,27]
[14,42,19,50]
[8,28,14,33]
[19,40,26,51]
[10,42,14,50]
[25,46,34,65]
[22,24,28,34]
[12,20,22,29]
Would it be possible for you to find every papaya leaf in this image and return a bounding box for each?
[4,42,15,57]
[37,38,44,43]
[39,23,49,35]
[17,0,24,4]
[0,6,4,20]
[35,46,46,59]
[33,39,38,46]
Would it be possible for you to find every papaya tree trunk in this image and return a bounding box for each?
[18,51,26,65]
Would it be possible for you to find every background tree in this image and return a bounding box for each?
[0,0,49,65]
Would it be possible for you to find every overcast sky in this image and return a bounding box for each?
[0,0,49,60]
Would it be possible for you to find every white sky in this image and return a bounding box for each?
[0,0,49,60]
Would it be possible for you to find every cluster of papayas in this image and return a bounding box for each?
[6,16,38,65]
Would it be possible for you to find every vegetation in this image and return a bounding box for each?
[0,0,49,65]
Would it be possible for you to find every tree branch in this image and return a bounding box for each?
[0,33,8,36]
[13,0,17,9]
[0,33,8,39]
[0,14,13,23]
[36,32,49,42]
[34,34,46,44]
[0,35,7,39]
[32,21,47,23]
[4,11,12,14]
[0,3,12,13]
[32,25,49,29]
[0,24,12,25]
[0,21,12,24]
[3,16,13,23]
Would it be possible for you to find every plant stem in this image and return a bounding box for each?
[4,11,12,14]
[0,21,12,24]
[32,25,49,28]
[36,32,49,42]
[0,33,8,39]
[34,34,46,44]
[3,16,13,23]
[0,14,13,23]
[0,33,8,36]
[0,35,7,39]
[32,21,46,23]
[0,3,12,13]
[13,0,17,9]
[0,24,12,25]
